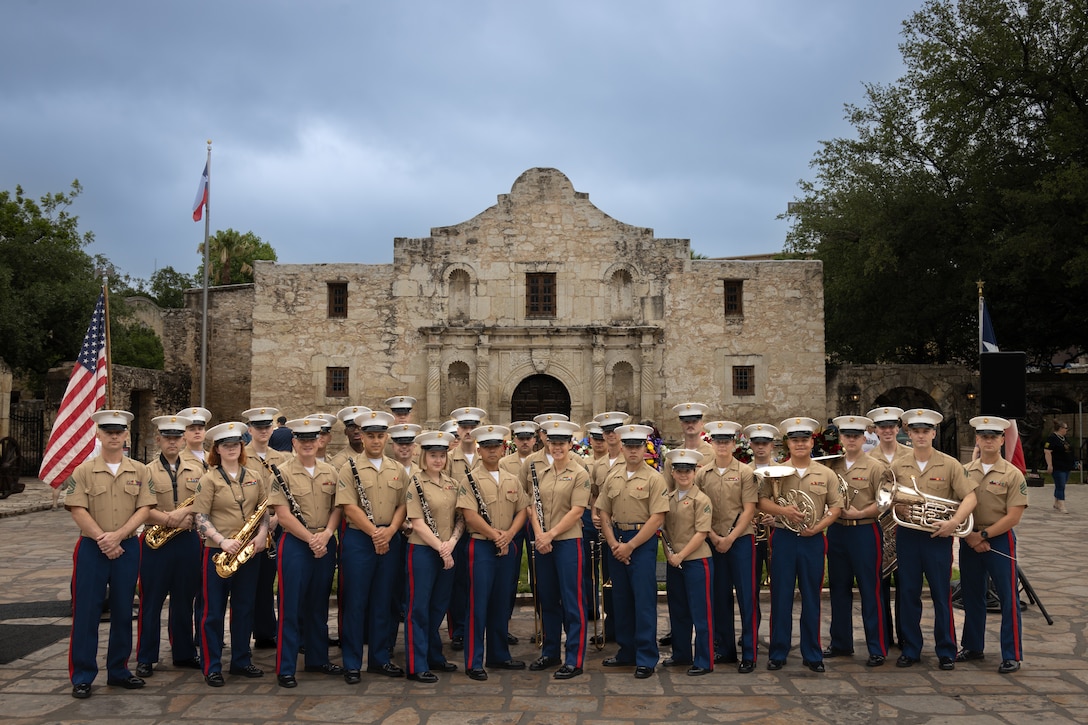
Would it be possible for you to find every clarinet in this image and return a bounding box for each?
[659,527,683,569]
[268,461,308,528]
[348,458,375,523]
[463,464,493,526]
[411,474,438,535]
[529,462,546,532]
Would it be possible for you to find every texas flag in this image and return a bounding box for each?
[192,161,209,221]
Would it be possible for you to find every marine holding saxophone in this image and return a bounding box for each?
[191,421,270,687]
[757,417,843,674]
[135,415,204,678]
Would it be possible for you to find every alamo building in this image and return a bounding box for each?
[165,167,825,445]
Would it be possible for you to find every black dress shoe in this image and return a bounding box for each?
[633,665,655,679]
[253,638,277,649]
[956,648,985,662]
[938,656,955,671]
[802,659,825,673]
[344,669,361,684]
[895,655,919,668]
[466,668,488,681]
[106,675,145,689]
[328,637,341,648]
[686,665,711,676]
[661,657,692,667]
[822,645,853,658]
[866,655,886,667]
[767,659,784,671]
[602,656,633,667]
[367,663,404,677]
[277,674,298,688]
[506,632,519,645]
[304,663,344,675]
[658,633,672,646]
[407,671,438,683]
[998,659,1021,674]
[530,655,561,671]
[554,665,583,679]
[172,657,202,670]
[430,660,458,672]
[485,659,526,670]
[72,683,92,699]
[205,672,225,687]
[451,636,465,651]
[135,662,153,678]
[738,660,756,674]
[714,652,738,664]
[229,664,264,678]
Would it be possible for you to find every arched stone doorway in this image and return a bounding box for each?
[511,374,571,422]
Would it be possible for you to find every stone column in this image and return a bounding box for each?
[476,333,491,416]
[426,337,442,427]
[640,333,656,421]
[592,334,606,415]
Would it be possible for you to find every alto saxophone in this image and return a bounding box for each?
[144,493,198,549]
[213,498,271,578]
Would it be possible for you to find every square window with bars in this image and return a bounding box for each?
[723,279,743,317]
[526,273,556,318]
[328,282,348,318]
[326,367,349,397]
[732,365,754,396]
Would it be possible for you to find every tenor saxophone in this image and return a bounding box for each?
[213,498,271,578]
[144,493,198,549]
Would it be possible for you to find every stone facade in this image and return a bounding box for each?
[235,168,825,444]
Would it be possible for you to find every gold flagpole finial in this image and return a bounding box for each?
[976,279,984,297]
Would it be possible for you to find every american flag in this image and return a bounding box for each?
[38,290,108,488]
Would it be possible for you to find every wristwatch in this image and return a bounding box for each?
[980,529,989,540]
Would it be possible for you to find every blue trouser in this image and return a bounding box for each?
[666,556,714,669]
[827,522,887,657]
[137,530,200,665]
[896,527,956,660]
[1053,469,1070,501]
[253,526,279,642]
[340,526,403,670]
[580,510,600,623]
[767,528,825,663]
[275,532,338,676]
[534,537,587,667]
[465,537,520,669]
[405,543,455,674]
[607,528,659,667]
[713,534,758,662]
[200,547,259,675]
[960,530,1022,661]
[69,536,141,685]
[447,535,470,641]
[508,525,529,625]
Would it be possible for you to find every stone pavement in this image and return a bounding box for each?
[0,477,1085,724]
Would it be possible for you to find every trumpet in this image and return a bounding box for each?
[875,475,972,537]
[144,493,197,549]
[755,465,818,533]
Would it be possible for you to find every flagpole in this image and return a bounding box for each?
[200,139,211,408]
[977,279,985,358]
[102,276,113,409]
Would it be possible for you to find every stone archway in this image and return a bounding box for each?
[511,374,571,422]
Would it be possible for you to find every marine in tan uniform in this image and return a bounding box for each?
[336,411,409,681]
[597,424,669,677]
[191,421,269,686]
[694,420,759,671]
[136,414,203,677]
[66,410,156,698]
[957,416,1027,674]
[178,406,212,472]
[456,425,530,679]
[662,403,715,490]
[330,405,371,472]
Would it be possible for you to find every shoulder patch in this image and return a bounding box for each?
[703,504,712,514]
[1020,481,1028,495]
[64,478,76,494]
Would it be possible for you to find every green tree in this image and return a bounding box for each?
[111,321,165,370]
[785,0,1088,366]
[147,265,195,308]
[0,181,100,379]
[197,228,276,285]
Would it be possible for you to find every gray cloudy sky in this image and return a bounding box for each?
[1,0,923,281]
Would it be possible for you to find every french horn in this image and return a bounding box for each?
[755,465,818,534]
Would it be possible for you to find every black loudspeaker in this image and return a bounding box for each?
[980,352,1026,418]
